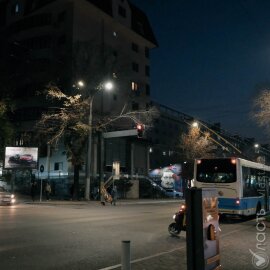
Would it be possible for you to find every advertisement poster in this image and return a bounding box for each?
[4,147,38,169]
[149,164,184,195]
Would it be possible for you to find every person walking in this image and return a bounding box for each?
[31,181,37,201]
[45,182,51,201]
[111,185,118,206]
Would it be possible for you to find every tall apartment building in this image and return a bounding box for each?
[0,0,157,196]
[1,0,157,124]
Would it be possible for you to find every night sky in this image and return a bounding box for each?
[132,0,270,143]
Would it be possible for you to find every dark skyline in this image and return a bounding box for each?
[132,0,270,143]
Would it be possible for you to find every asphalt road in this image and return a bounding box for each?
[0,202,269,270]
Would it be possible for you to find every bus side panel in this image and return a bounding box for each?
[219,197,264,216]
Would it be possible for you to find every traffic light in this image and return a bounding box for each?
[136,123,144,138]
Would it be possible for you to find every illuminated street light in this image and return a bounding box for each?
[254,143,259,148]
[190,119,242,154]
[80,80,114,200]
[104,81,113,91]
[77,80,85,87]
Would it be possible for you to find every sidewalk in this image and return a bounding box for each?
[16,194,184,206]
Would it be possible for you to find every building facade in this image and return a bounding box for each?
[0,0,158,197]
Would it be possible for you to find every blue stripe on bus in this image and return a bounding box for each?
[218,197,265,210]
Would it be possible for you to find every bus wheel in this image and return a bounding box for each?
[256,203,261,215]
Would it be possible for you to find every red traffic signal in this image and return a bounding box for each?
[136,124,144,138]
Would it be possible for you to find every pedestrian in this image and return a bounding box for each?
[111,185,118,206]
[31,181,37,201]
[45,182,51,201]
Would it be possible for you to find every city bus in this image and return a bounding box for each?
[193,157,270,216]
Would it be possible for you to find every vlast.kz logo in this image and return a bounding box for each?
[249,249,269,269]
[249,209,270,270]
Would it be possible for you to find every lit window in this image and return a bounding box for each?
[131,82,138,91]
[12,3,20,14]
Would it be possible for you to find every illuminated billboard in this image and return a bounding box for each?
[4,147,38,169]
[149,164,183,194]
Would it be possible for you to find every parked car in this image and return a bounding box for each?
[165,189,183,198]
[0,186,16,205]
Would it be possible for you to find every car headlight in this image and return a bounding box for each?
[11,194,15,199]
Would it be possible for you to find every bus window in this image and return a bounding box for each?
[196,159,236,183]
[242,167,264,197]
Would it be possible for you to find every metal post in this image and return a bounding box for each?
[121,240,131,270]
[99,132,104,201]
[47,143,51,182]
[85,97,93,200]
[130,143,134,178]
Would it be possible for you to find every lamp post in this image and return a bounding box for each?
[78,80,113,200]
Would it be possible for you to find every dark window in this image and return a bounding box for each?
[113,94,117,101]
[132,43,138,52]
[54,162,63,171]
[132,62,139,72]
[145,65,150,76]
[9,14,52,34]
[196,159,237,183]
[145,84,150,96]
[113,51,118,57]
[132,102,139,111]
[58,35,66,45]
[118,6,126,17]
[145,47,149,58]
[58,11,66,23]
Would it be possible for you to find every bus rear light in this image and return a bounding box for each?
[231,158,236,164]
[197,159,201,164]
[235,199,240,205]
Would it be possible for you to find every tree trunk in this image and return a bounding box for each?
[73,164,80,200]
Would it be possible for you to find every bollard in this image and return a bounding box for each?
[121,240,131,270]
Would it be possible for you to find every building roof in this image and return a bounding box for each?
[129,2,158,46]
[87,0,158,46]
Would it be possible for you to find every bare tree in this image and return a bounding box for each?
[180,126,216,161]
[253,89,270,133]
[0,99,14,157]
[36,84,158,199]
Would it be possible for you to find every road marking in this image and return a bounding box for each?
[98,246,185,270]
[99,222,255,270]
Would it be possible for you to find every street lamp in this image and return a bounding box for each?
[191,120,242,154]
[192,121,199,128]
[77,80,113,200]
